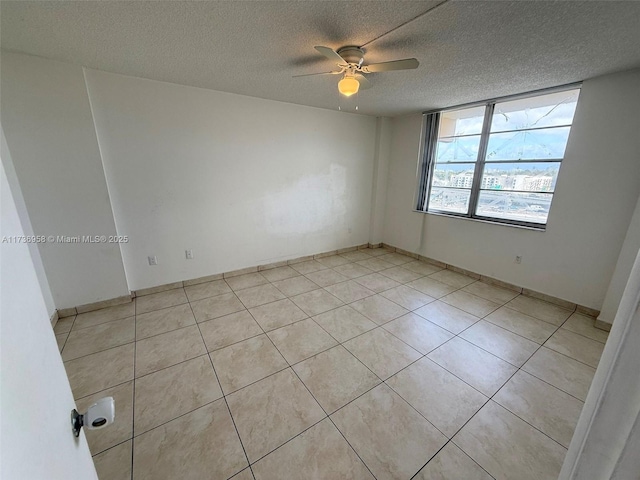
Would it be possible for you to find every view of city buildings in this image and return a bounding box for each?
[425,89,579,224]
[429,165,559,223]
[439,169,555,192]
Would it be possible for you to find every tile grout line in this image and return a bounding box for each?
[498,303,573,328]
[186,293,255,479]
[323,410,381,480]
[372,281,584,464]
[69,265,587,388]
[231,272,568,470]
[281,337,381,480]
[176,300,579,463]
[133,352,213,385]
[408,439,496,480]
[261,327,380,478]
[71,265,576,393]
[447,303,603,369]
[446,312,576,463]
[237,293,384,476]
[552,326,608,345]
[235,305,336,469]
[306,317,387,385]
[246,416,330,467]
[129,294,137,480]
[297,279,495,477]
[89,436,133,463]
[83,287,256,472]
[109,265,518,350]
[70,252,604,478]
[62,337,137,364]
[538,344,600,370]
[57,330,71,354]
[509,364,588,404]
[252,269,482,477]
[68,313,135,333]
[214,364,292,398]
[58,314,79,357]
[68,302,135,331]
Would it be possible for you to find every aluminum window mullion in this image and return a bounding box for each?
[416,113,440,211]
[418,84,579,228]
[421,81,581,116]
[423,115,440,211]
[473,215,546,229]
[439,132,483,140]
[468,104,494,218]
[435,162,480,166]
[482,159,564,164]
[440,123,571,141]
[488,124,573,136]
[479,188,555,195]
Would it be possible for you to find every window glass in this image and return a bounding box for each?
[436,136,482,163]
[475,191,553,224]
[439,106,486,137]
[491,90,579,133]
[428,187,471,214]
[485,127,571,161]
[480,162,560,193]
[433,164,478,188]
[419,87,580,227]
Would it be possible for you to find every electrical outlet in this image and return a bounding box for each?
[515,255,522,264]
[148,255,158,266]
[185,249,193,260]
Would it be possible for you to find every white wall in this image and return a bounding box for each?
[1,128,97,480]
[598,193,640,324]
[1,52,129,308]
[0,126,55,317]
[84,69,377,290]
[369,117,392,245]
[383,68,640,310]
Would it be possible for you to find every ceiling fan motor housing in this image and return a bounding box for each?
[337,46,365,66]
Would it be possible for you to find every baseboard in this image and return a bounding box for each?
[58,241,600,321]
[133,282,184,297]
[58,294,133,318]
[57,307,78,318]
[479,275,523,293]
[75,294,133,314]
[447,264,481,280]
[577,305,601,318]
[183,273,224,287]
[61,243,372,311]
[594,319,612,332]
[383,243,600,319]
[522,288,577,311]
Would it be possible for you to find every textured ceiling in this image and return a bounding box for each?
[2,1,640,117]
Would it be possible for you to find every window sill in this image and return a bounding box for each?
[412,210,547,232]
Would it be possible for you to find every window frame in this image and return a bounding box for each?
[415,83,581,230]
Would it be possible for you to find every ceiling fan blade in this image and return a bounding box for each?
[292,71,341,78]
[314,46,346,64]
[355,74,371,90]
[362,58,419,73]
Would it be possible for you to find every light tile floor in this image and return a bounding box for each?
[55,247,609,480]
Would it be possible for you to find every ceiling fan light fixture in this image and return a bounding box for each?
[338,76,360,97]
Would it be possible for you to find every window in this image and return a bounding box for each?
[416,87,580,228]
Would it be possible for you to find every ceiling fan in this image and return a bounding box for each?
[294,45,419,97]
